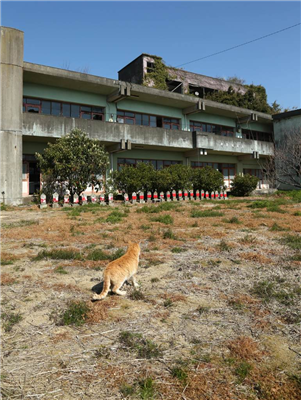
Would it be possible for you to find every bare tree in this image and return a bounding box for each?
[273,128,301,189]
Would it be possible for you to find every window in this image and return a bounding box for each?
[117,110,157,127]
[146,62,155,73]
[242,129,273,142]
[117,158,182,171]
[190,121,233,136]
[161,118,180,130]
[23,98,104,121]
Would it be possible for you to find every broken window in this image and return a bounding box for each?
[146,62,155,73]
[188,85,217,98]
[166,80,183,94]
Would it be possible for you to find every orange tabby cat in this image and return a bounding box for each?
[92,242,141,301]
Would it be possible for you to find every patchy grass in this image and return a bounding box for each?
[223,216,241,224]
[280,234,301,250]
[87,248,110,261]
[2,312,22,332]
[163,228,176,239]
[270,223,288,231]
[150,214,174,225]
[54,266,68,274]
[51,301,90,326]
[171,247,187,253]
[119,331,162,359]
[2,219,39,229]
[191,209,224,218]
[34,248,82,261]
[171,367,188,385]
[106,210,126,224]
[129,289,145,301]
[110,248,125,261]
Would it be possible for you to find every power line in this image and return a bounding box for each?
[175,22,301,68]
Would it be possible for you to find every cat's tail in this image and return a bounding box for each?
[92,273,110,301]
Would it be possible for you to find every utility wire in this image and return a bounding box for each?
[175,22,301,68]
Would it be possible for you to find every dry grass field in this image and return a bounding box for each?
[1,194,301,400]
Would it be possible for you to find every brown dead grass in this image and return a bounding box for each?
[227,336,264,361]
[1,272,16,285]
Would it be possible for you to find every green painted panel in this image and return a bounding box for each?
[241,121,273,133]
[117,99,183,119]
[188,112,236,128]
[23,82,107,107]
[190,154,238,163]
[23,141,48,154]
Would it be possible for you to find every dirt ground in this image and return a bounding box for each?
[1,195,301,400]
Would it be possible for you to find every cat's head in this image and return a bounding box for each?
[128,242,141,254]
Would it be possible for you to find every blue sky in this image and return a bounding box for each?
[1,1,300,109]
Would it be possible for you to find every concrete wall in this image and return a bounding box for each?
[22,113,274,157]
[0,27,24,205]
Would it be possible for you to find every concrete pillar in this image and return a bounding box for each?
[0,27,24,205]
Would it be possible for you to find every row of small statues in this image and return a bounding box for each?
[124,190,228,203]
[39,189,228,208]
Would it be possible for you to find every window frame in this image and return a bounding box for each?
[23,97,104,121]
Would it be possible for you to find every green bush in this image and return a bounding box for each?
[110,162,156,194]
[230,174,259,196]
[192,166,224,192]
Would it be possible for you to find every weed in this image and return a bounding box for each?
[2,312,22,332]
[171,367,188,385]
[1,260,14,266]
[52,301,90,326]
[171,247,187,253]
[293,211,301,216]
[192,221,198,227]
[119,331,162,359]
[252,280,300,305]
[218,240,231,252]
[151,277,159,283]
[223,216,241,224]
[54,266,68,274]
[266,205,286,213]
[34,249,82,261]
[148,234,156,242]
[120,383,135,397]
[106,210,125,224]
[163,298,173,308]
[139,377,155,400]
[280,234,301,250]
[94,345,110,359]
[234,361,252,383]
[228,299,244,310]
[270,223,287,232]
[129,290,145,301]
[110,248,125,261]
[87,248,110,261]
[240,234,257,244]
[140,224,151,231]
[163,228,176,239]
[291,252,301,261]
[191,210,224,218]
[2,219,39,229]
[197,306,210,314]
[151,214,173,225]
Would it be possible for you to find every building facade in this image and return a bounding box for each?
[273,109,301,190]
[1,27,274,205]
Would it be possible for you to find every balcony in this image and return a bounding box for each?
[22,113,274,156]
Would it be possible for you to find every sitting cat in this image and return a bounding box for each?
[92,242,140,301]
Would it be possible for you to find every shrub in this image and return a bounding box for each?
[192,166,224,192]
[230,174,259,196]
[34,248,82,261]
[87,249,110,261]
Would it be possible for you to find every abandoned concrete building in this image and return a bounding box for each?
[119,53,248,97]
[1,26,275,205]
